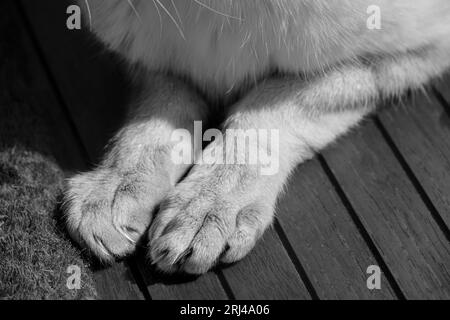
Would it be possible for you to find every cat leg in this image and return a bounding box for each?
[64,73,207,261]
[148,48,450,274]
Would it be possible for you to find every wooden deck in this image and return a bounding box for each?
[12,0,450,299]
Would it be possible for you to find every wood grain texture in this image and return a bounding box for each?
[275,159,397,299]
[221,229,311,300]
[434,74,450,105]
[322,119,450,299]
[137,261,229,300]
[18,0,450,300]
[378,94,450,230]
[10,0,143,300]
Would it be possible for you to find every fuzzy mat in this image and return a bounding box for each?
[0,4,97,299]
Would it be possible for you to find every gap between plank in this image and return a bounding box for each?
[128,259,153,300]
[215,270,236,300]
[432,86,450,119]
[317,154,406,300]
[273,219,320,300]
[373,115,450,242]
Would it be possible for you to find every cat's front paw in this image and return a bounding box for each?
[64,167,171,262]
[148,165,275,274]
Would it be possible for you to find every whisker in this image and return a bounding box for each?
[151,0,163,38]
[192,0,243,21]
[127,0,142,23]
[155,0,186,40]
[170,0,183,26]
[84,0,92,30]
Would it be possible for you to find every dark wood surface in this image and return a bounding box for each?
[17,0,450,299]
[323,119,449,299]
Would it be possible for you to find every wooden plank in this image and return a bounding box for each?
[275,159,397,299]
[221,229,311,300]
[24,0,448,300]
[136,260,228,300]
[20,0,321,300]
[92,265,143,300]
[434,74,450,105]
[19,0,229,299]
[378,93,450,230]
[322,118,450,299]
[9,0,143,300]
[139,228,312,299]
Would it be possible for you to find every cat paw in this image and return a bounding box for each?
[64,167,171,262]
[148,166,274,274]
